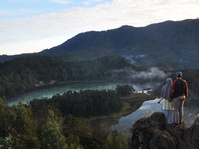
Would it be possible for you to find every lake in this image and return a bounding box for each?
[8,82,120,106]
[7,81,160,106]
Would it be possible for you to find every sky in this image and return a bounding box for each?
[1,0,199,55]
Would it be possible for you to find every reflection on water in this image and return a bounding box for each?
[8,82,161,106]
[111,98,163,138]
[8,82,120,106]
[111,98,199,138]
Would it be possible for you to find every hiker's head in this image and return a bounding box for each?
[166,78,172,83]
[176,71,182,78]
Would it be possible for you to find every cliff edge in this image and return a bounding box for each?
[131,112,199,149]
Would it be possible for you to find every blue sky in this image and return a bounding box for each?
[0,0,110,19]
[1,0,199,55]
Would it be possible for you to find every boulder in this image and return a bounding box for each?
[131,112,199,149]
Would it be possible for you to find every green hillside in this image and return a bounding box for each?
[0,55,145,99]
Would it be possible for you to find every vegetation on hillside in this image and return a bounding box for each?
[30,90,122,117]
[0,89,133,149]
[0,55,145,99]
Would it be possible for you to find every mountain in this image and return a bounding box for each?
[1,19,199,69]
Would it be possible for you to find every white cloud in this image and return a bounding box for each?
[0,9,42,18]
[0,9,12,16]
[82,0,109,6]
[51,0,71,5]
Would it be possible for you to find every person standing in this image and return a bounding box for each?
[158,78,174,124]
[171,71,188,125]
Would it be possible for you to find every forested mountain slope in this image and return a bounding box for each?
[39,19,199,69]
[0,55,145,98]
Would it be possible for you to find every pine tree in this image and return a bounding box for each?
[11,103,40,149]
[40,110,67,149]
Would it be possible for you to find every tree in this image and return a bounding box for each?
[40,110,67,149]
[0,134,15,149]
[116,85,134,96]
[103,130,129,149]
[11,103,40,149]
[65,135,84,149]
[63,115,92,149]
[0,98,15,138]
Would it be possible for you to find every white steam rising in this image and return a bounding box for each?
[130,67,167,80]
[111,67,168,82]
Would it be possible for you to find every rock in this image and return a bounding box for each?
[131,112,199,149]
[183,118,199,149]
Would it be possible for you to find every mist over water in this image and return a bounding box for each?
[111,67,167,83]
[130,67,167,80]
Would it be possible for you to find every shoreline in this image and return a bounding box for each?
[32,80,115,90]
[6,81,127,103]
[89,92,152,120]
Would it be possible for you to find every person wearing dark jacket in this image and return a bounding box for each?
[171,71,188,125]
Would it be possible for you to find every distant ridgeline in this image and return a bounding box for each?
[1,19,199,69]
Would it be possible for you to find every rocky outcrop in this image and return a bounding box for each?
[131,112,199,149]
